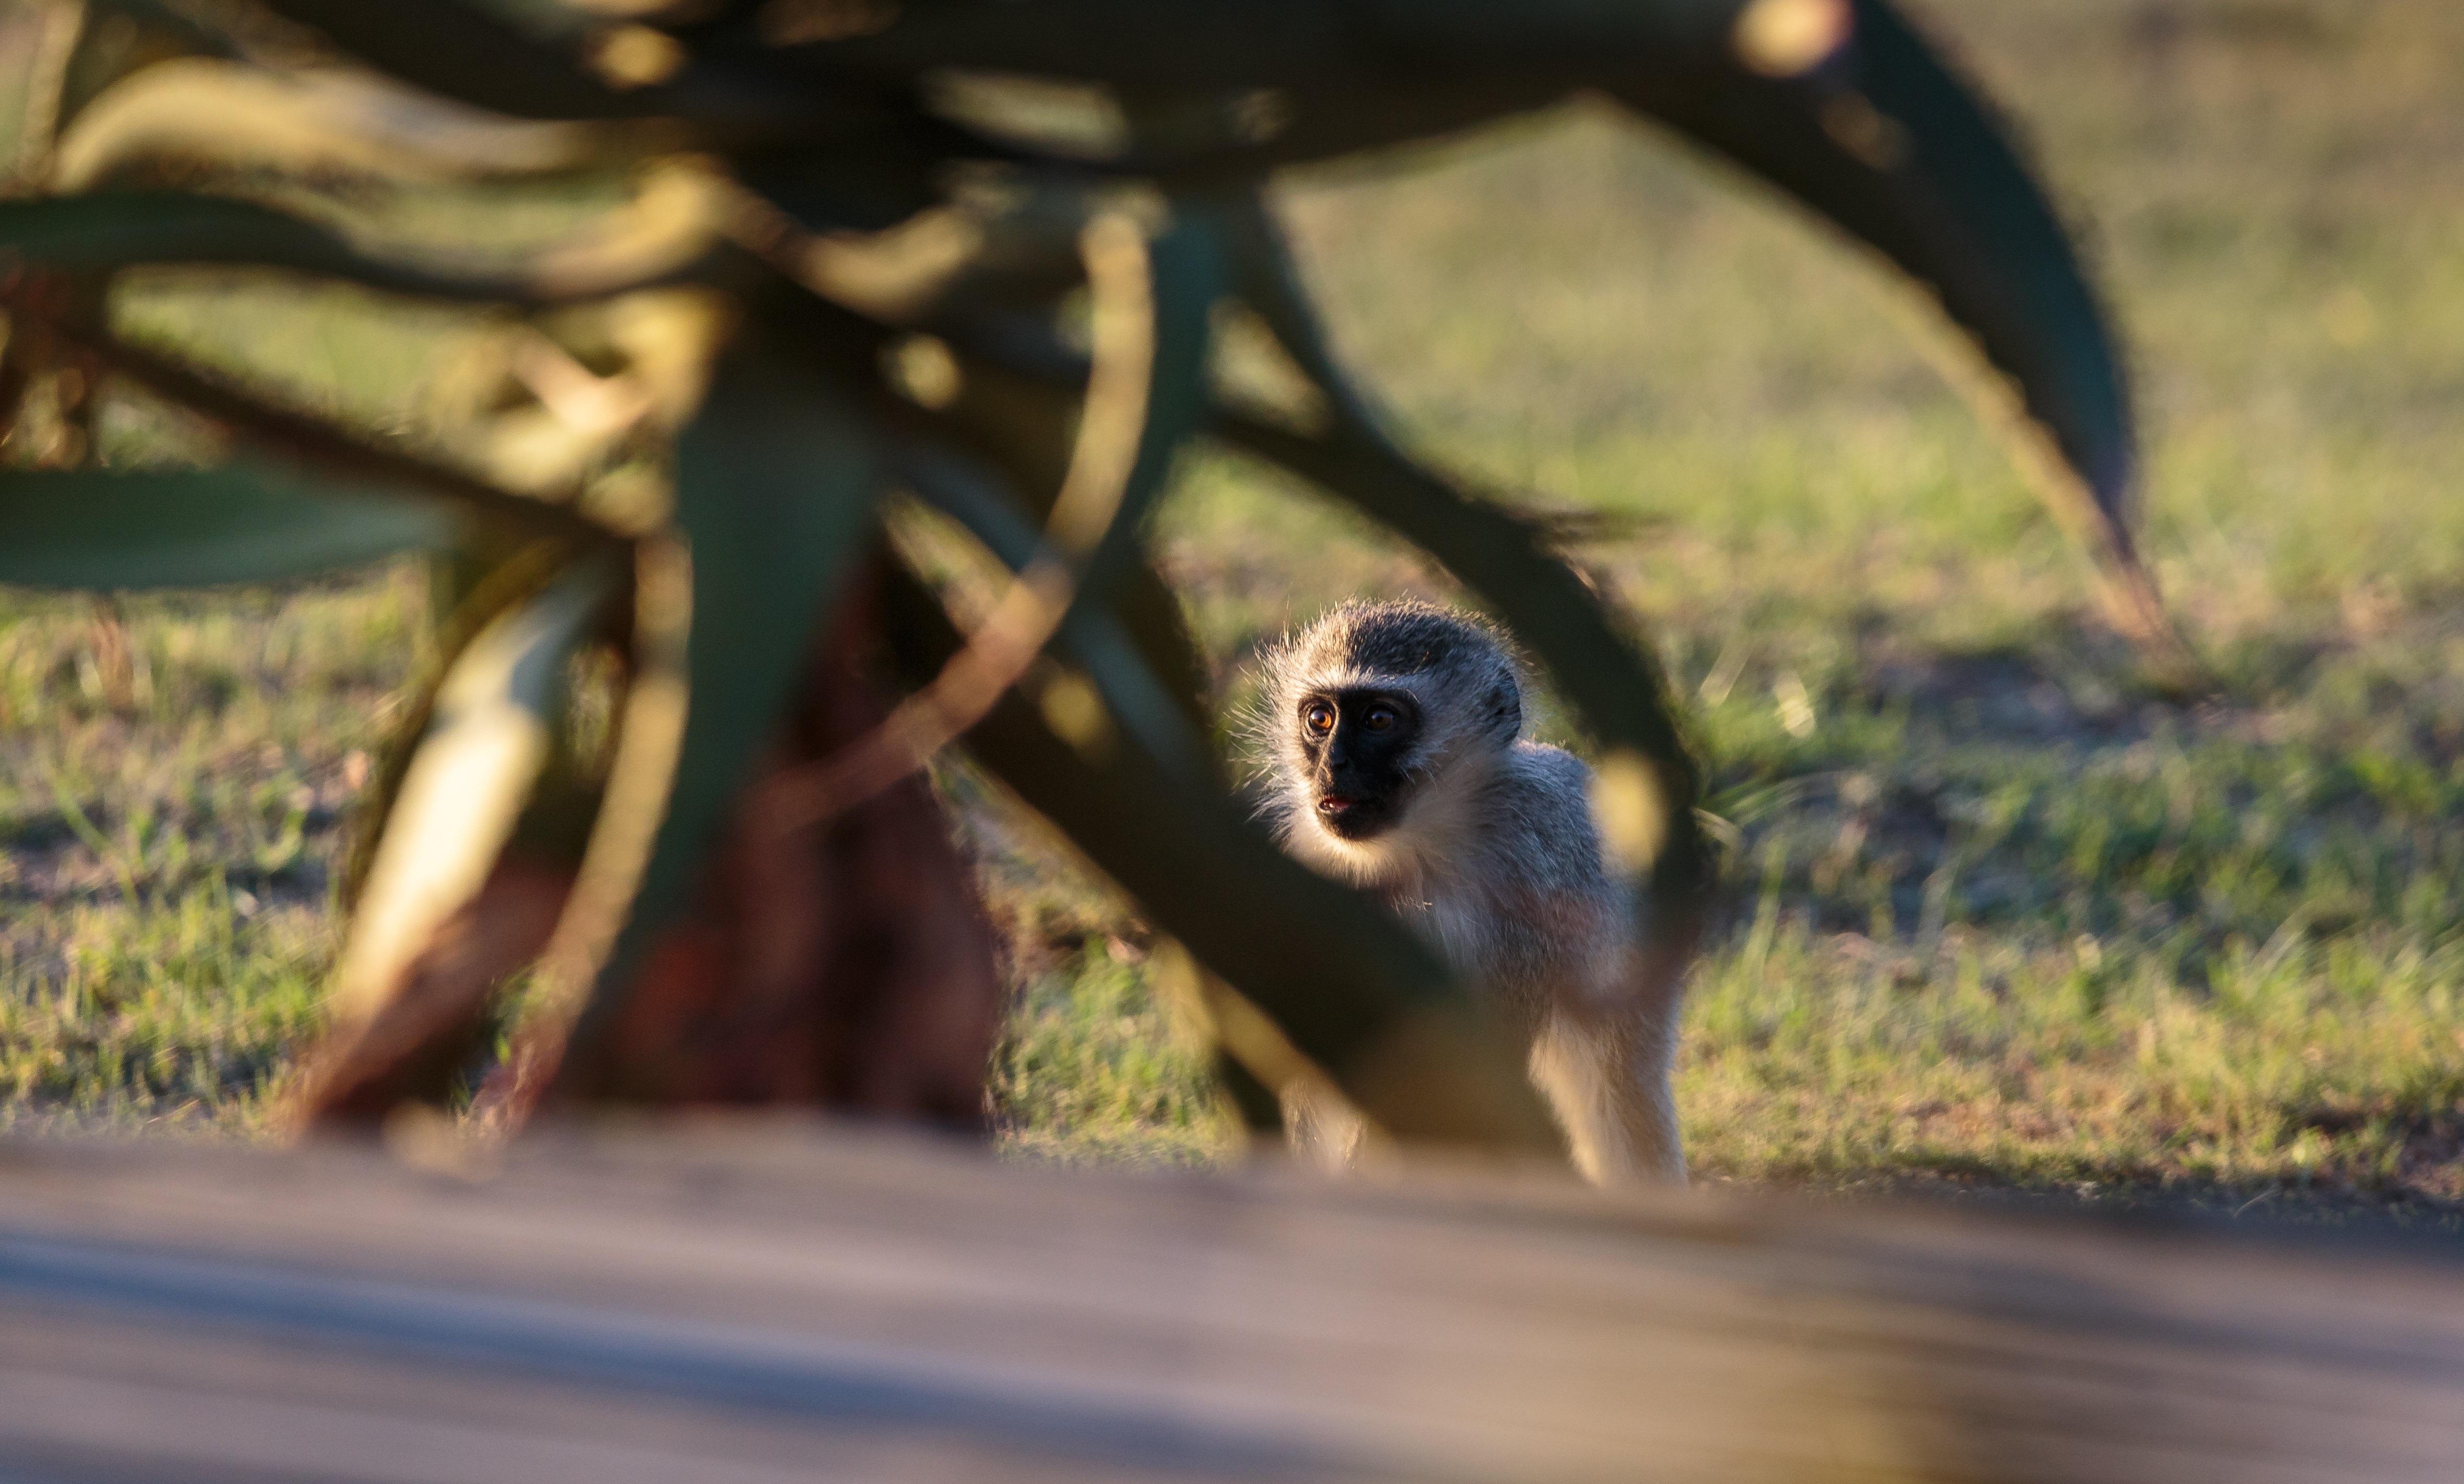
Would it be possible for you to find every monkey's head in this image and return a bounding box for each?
[1260,600,1523,850]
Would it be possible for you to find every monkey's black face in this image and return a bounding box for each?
[1296,688,1422,841]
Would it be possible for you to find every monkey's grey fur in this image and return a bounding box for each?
[1253,599,1686,1184]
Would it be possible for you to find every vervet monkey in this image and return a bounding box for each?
[1255,600,1684,1184]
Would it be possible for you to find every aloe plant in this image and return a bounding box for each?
[0,0,2165,1155]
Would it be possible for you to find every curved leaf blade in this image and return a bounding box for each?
[68,328,615,548]
[0,187,723,305]
[328,553,617,1026]
[255,0,837,131]
[555,316,885,1064]
[250,0,647,122]
[1614,0,2174,653]
[923,350,1220,742]
[791,0,2161,648]
[339,539,588,910]
[1068,211,1225,609]
[289,551,619,1123]
[894,441,1212,790]
[54,59,617,191]
[0,463,456,589]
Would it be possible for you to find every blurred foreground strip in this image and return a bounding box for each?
[1,1125,2458,1483]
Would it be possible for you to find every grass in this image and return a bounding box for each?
[6,0,2464,1221]
[0,573,415,1132]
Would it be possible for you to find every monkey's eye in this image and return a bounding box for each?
[1362,703,1399,732]
[1304,701,1336,735]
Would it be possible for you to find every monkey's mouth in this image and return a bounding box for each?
[1314,792,1395,840]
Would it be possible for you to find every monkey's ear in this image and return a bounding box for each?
[1607,0,2166,652]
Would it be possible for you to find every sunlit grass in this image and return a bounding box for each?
[990,945,1237,1169]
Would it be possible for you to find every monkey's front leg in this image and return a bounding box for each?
[1280,1075,1372,1173]
[1526,1007,1686,1185]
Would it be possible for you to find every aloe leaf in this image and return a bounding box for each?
[339,541,588,910]
[755,0,1445,87]
[924,350,1219,740]
[70,0,240,63]
[868,210,1224,766]
[761,6,1566,177]
[1611,0,2173,654]
[901,209,1220,756]
[876,562,1561,1154]
[255,0,836,131]
[788,0,2159,646]
[319,551,618,1035]
[70,327,619,548]
[555,318,884,1060]
[250,0,649,122]
[1066,211,1224,611]
[894,441,1211,790]
[0,187,724,305]
[54,60,622,191]
[45,0,214,155]
[0,463,456,589]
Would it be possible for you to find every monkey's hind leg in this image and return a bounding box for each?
[1526,1009,1686,1185]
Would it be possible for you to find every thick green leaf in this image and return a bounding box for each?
[55,60,620,190]
[789,0,2157,647]
[341,540,591,909]
[754,0,1754,182]
[0,463,456,589]
[759,0,1732,89]
[250,0,652,122]
[923,350,1219,744]
[74,328,619,548]
[326,552,619,1029]
[1614,0,2151,611]
[876,562,1561,1154]
[1067,212,1225,611]
[255,0,841,131]
[895,442,1210,788]
[558,312,885,1058]
[0,189,723,305]
[67,0,240,63]
[749,0,1708,188]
